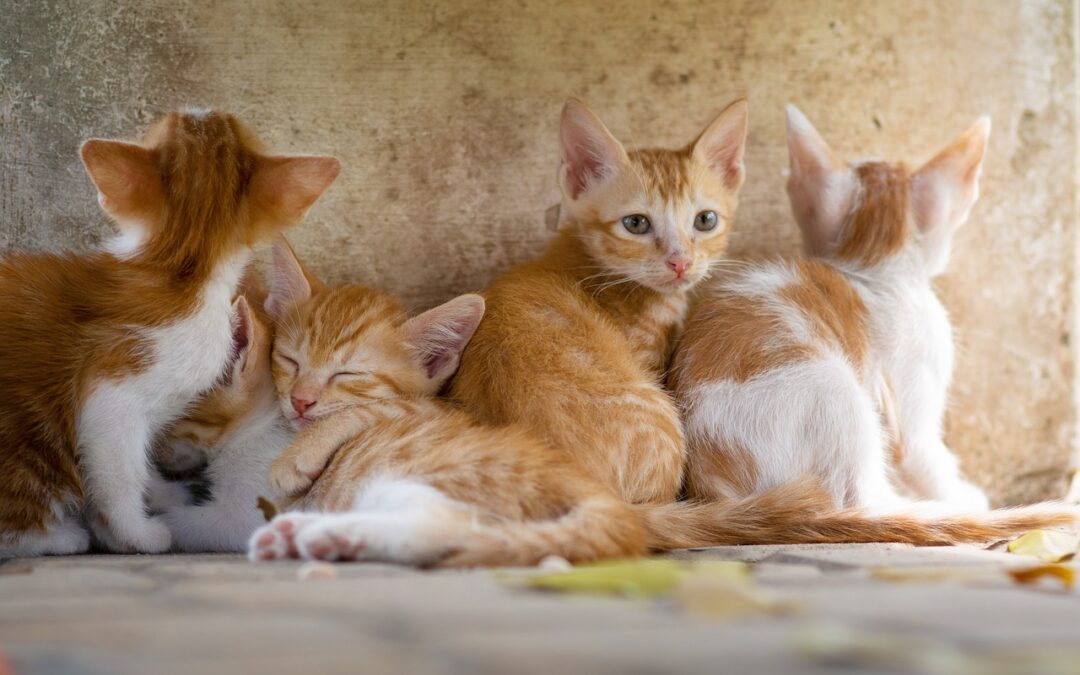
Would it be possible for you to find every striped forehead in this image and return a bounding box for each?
[299,287,405,363]
[626,148,696,203]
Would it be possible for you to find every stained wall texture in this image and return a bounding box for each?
[1,0,1077,504]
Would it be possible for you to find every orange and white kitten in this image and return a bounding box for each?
[249,241,647,566]
[155,287,294,552]
[249,242,1072,566]
[449,99,749,505]
[673,106,993,511]
[0,110,338,555]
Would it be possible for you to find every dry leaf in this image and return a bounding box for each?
[871,566,997,584]
[1008,564,1076,590]
[675,571,797,618]
[256,496,278,523]
[798,623,1080,675]
[514,558,747,598]
[1006,530,1078,563]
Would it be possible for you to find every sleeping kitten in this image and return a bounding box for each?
[156,286,294,552]
[449,98,749,505]
[252,241,1076,566]
[672,105,992,511]
[0,110,339,555]
[249,240,648,566]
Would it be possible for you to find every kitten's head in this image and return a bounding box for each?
[785,105,990,276]
[79,109,340,261]
[160,284,276,466]
[265,239,485,429]
[556,98,748,292]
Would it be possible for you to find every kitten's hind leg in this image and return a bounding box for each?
[251,479,472,566]
[248,512,323,561]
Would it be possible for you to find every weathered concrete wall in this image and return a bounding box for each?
[2,0,1076,504]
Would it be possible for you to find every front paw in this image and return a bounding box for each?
[269,455,317,500]
[94,514,173,554]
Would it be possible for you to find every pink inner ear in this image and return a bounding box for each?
[564,155,606,200]
[219,307,251,387]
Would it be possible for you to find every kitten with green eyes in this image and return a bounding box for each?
[449,98,748,505]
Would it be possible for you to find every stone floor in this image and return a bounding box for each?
[4,544,1080,675]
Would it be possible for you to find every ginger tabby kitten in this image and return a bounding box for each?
[449,98,750,504]
[253,241,1072,566]
[250,241,646,565]
[0,110,338,555]
[672,106,1079,536]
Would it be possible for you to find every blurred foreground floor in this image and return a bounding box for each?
[4,543,1080,675]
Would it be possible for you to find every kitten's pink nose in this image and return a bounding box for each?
[667,256,692,277]
[291,396,315,416]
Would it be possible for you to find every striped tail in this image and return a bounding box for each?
[636,481,1080,550]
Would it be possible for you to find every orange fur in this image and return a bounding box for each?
[0,110,338,546]
[449,99,749,504]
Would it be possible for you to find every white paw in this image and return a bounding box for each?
[247,513,319,562]
[294,520,368,562]
[98,516,173,554]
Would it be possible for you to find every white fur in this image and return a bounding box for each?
[684,256,988,512]
[0,501,90,557]
[248,477,470,565]
[77,251,250,553]
[162,407,293,552]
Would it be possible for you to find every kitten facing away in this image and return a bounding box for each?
[0,110,339,555]
[671,106,1069,526]
[448,98,751,506]
[153,275,294,552]
[250,241,1077,567]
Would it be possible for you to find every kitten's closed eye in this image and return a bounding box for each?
[329,371,366,383]
[275,352,299,371]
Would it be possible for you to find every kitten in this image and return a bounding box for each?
[249,241,648,566]
[156,281,294,552]
[0,110,339,555]
[253,242,1074,566]
[449,98,749,505]
[672,105,995,511]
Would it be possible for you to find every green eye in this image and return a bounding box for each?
[621,214,652,235]
[694,210,719,232]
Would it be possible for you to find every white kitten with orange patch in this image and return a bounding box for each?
[672,106,991,512]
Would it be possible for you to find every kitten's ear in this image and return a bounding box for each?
[230,296,256,375]
[785,105,859,255]
[912,117,990,234]
[402,294,486,388]
[80,139,162,227]
[692,98,749,190]
[250,155,341,224]
[265,237,325,322]
[558,98,629,200]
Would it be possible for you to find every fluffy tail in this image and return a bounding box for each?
[436,495,649,568]
[637,481,1080,550]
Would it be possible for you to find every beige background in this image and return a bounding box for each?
[2,0,1077,504]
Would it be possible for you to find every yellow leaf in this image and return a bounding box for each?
[676,571,797,618]
[514,558,748,598]
[1006,530,1079,562]
[1008,564,1076,590]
